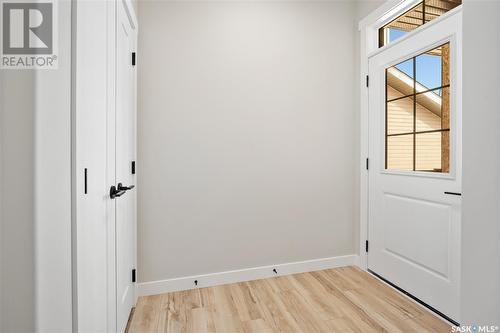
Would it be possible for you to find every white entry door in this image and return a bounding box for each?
[368,12,462,322]
[115,1,137,332]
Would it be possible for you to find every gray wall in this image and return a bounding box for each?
[461,0,500,326]
[356,0,385,20]
[0,69,36,333]
[138,0,357,282]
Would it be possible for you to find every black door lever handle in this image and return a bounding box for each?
[110,185,126,199]
[117,183,135,191]
[444,191,461,196]
[110,183,135,199]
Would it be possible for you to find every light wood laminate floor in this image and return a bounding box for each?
[128,266,451,333]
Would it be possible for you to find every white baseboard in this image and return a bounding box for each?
[137,254,358,297]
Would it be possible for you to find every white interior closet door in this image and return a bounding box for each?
[368,12,462,322]
[76,1,137,332]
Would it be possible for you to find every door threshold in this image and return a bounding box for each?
[367,269,460,327]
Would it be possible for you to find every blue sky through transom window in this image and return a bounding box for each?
[389,28,407,44]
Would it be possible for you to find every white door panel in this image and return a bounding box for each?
[75,1,117,332]
[383,193,451,277]
[368,12,462,322]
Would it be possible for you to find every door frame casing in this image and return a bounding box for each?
[357,0,463,270]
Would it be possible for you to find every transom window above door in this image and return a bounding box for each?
[385,42,450,173]
[379,0,461,48]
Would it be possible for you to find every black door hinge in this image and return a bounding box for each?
[131,161,136,175]
[366,75,369,87]
[132,52,136,66]
[366,158,369,170]
[365,240,369,253]
[132,269,136,283]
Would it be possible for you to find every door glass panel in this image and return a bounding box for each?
[416,44,449,91]
[387,135,414,171]
[387,59,414,92]
[387,97,414,135]
[416,87,449,132]
[416,132,445,172]
[385,43,450,173]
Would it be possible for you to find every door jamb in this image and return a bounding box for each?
[113,0,139,329]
